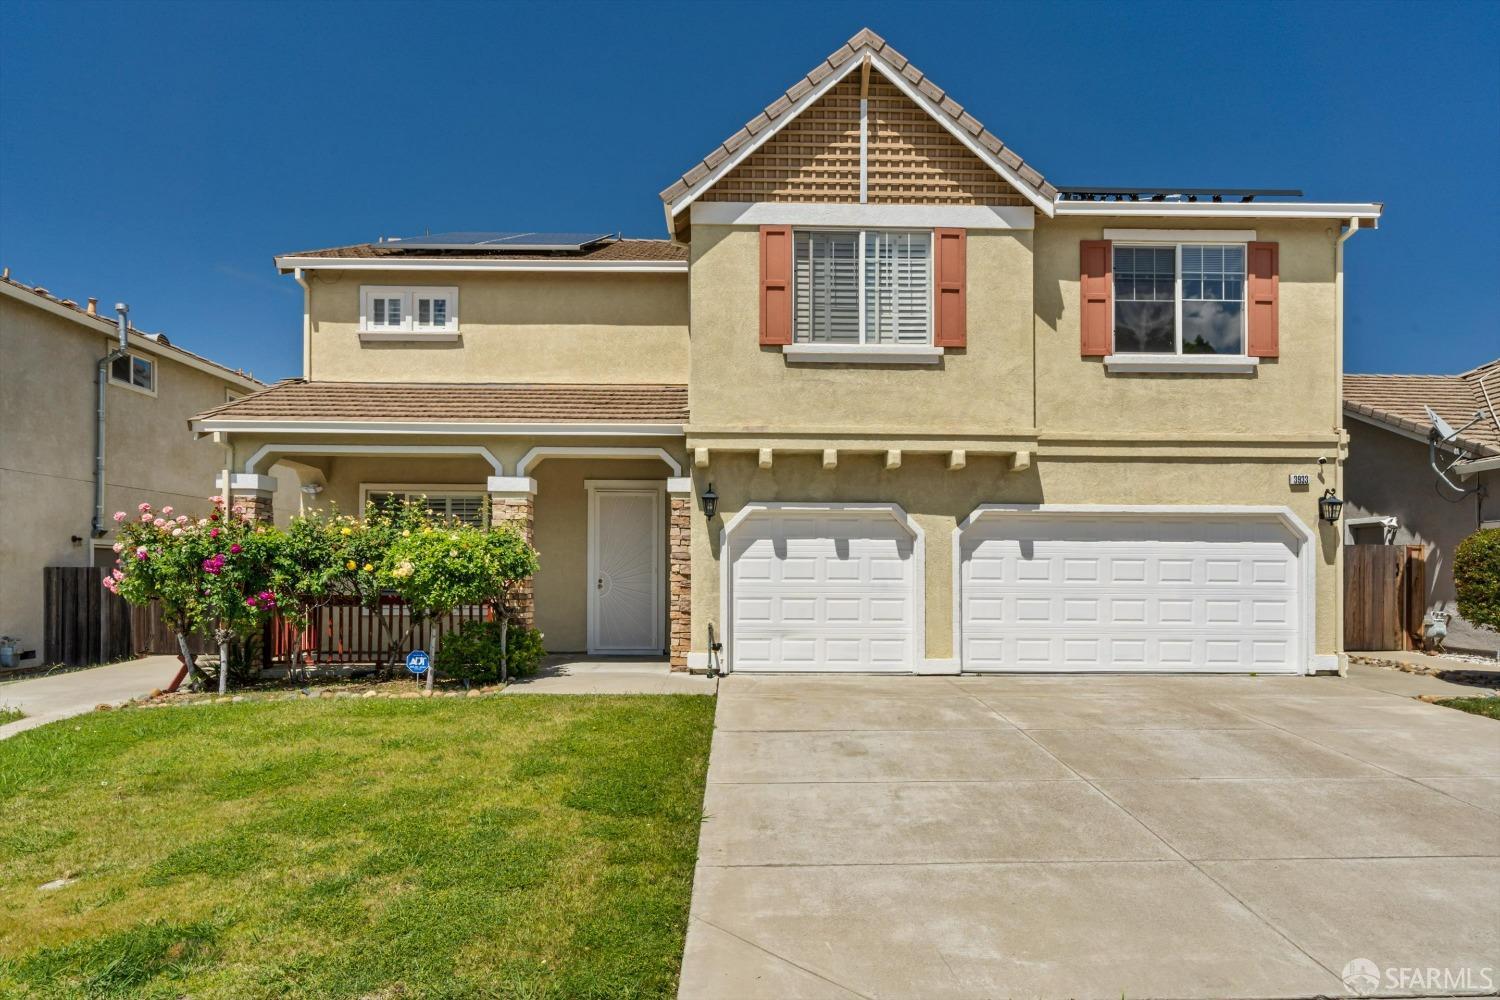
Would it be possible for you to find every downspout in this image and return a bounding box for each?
[91,304,131,538]
[1333,218,1360,675]
[294,267,312,378]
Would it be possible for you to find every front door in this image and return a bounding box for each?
[587,483,665,654]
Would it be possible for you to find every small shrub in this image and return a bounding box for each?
[435,621,545,683]
[1454,528,1500,631]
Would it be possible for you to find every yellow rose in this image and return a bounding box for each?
[345,560,357,570]
[362,563,374,572]
[402,529,411,537]
[341,527,353,536]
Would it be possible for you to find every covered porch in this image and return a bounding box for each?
[193,381,695,669]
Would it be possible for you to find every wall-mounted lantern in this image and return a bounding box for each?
[701,482,719,520]
[1318,488,1345,524]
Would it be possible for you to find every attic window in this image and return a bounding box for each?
[109,353,155,392]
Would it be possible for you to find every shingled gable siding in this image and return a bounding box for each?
[699,73,1030,206]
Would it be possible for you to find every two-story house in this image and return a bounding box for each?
[194,29,1381,676]
[0,272,299,666]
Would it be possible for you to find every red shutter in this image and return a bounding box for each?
[759,225,792,346]
[1247,241,1280,358]
[933,228,967,348]
[1079,239,1112,357]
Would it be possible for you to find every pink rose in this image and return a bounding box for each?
[171,528,184,537]
[161,506,173,515]
[153,518,166,527]
[112,542,123,553]
[137,502,152,513]
[112,511,126,522]
[140,512,153,522]
[229,543,242,554]
[209,528,219,539]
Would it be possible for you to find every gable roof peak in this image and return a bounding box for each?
[659,28,1057,230]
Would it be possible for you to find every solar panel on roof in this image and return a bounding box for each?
[386,231,615,251]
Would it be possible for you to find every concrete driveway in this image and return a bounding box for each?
[680,673,1500,999]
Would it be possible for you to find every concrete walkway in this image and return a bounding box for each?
[503,656,715,695]
[680,673,1500,999]
[0,655,183,739]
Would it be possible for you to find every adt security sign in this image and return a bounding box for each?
[405,650,430,676]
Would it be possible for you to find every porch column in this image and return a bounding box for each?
[226,474,276,523]
[667,477,693,672]
[488,476,537,630]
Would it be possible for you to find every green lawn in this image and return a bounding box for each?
[0,694,715,999]
[1436,696,1500,720]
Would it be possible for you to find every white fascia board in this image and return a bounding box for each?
[0,282,264,391]
[273,256,687,274]
[692,202,1035,230]
[1457,454,1500,476]
[193,418,685,437]
[665,46,1056,222]
[1056,201,1383,225]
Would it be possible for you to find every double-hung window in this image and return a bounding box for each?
[1113,243,1246,355]
[793,229,931,346]
[359,286,459,336]
[109,352,155,392]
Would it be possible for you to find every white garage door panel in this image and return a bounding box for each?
[961,517,1301,673]
[731,513,915,672]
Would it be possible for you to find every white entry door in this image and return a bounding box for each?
[587,483,664,654]
[959,512,1305,673]
[728,509,917,672]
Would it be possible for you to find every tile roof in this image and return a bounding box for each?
[279,238,686,262]
[659,27,1059,213]
[0,271,264,387]
[193,380,689,425]
[1344,358,1500,457]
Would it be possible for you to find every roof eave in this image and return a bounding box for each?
[1055,201,1384,225]
[273,255,688,274]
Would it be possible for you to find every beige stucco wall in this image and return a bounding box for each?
[1034,216,1342,439]
[686,452,1341,667]
[687,224,1035,438]
[0,294,298,659]
[303,269,689,384]
[1344,417,1497,613]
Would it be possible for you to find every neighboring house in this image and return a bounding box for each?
[0,273,298,665]
[1343,359,1500,652]
[194,28,1383,676]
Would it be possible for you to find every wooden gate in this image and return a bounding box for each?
[1344,544,1427,651]
[43,566,133,666]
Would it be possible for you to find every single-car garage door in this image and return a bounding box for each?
[729,507,918,672]
[959,509,1306,673]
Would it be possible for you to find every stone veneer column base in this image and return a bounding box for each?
[667,489,692,672]
[489,480,537,631]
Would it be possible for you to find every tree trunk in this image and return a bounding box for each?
[499,614,510,685]
[214,627,232,695]
[176,632,198,686]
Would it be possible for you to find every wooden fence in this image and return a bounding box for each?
[43,566,132,666]
[1344,544,1427,651]
[270,597,489,666]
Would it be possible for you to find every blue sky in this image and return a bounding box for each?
[2,1,1496,382]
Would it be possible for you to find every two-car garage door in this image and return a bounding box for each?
[959,513,1305,673]
[724,506,1307,674]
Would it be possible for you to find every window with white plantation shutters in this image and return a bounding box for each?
[793,229,932,345]
[365,491,485,526]
[794,230,860,343]
[360,286,458,334]
[864,230,931,344]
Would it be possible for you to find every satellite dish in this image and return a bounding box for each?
[1426,405,1488,495]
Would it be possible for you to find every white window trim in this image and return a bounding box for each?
[108,351,157,396]
[1344,514,1400,545]
[783,343,943,364]
[358,285,460,341]
[1110,241,1251,369]
[792,226,935,354]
